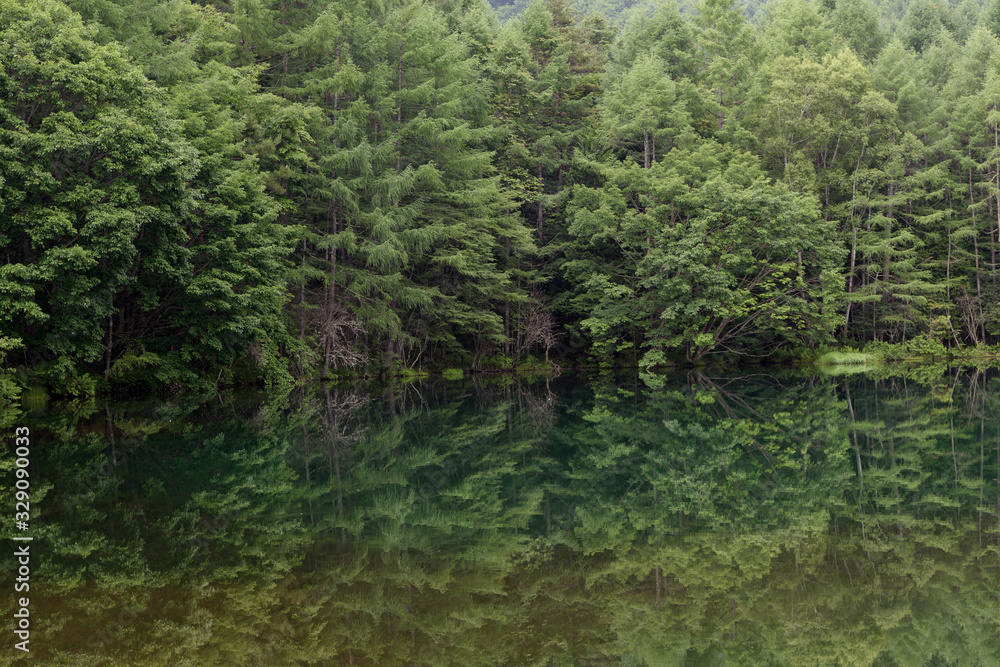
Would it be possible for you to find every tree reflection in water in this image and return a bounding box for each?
[1,369,998,665]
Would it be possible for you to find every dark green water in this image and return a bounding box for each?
[2,369,999,665]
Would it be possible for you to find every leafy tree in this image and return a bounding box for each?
[158,64,298,385]
[748,48,894,204]
[568,143,843,363]
[0,0,196,380]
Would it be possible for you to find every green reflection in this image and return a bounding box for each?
[1,372,998,665]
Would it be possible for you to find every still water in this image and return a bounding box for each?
[2,368,999,665]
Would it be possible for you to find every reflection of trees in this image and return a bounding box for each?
[843,370,1000,543]
[0,393,307,664]
[560,372,852,546]
[290,385,370,543]
[5,371,1000,664]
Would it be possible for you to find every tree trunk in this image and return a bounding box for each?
[537,162,544,234]
[396,33,403,173]
[104,316,113,381]
[643,129,650,170]
[970,166,986,341]
[300,238,307,340]
[844,226,857,338]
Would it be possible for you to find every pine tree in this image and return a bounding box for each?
[598,54,693,168]
[692,0,759,135]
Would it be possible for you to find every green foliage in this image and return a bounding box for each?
[9,0,1000,382]
[0,0,194,381]
[694,0,760,137]
[985,0,1000,41]
[826,0,886,62]
[864,332,949,359]
[0,0,295,388]
[107,343,163,385]
[0,336,22,418]
[17,372,1000,663]
[599,53,694,166]
[568,143,843,363]
[815,349,876,364]
[610,0,698,79]
[760,0,839,59]
[899,0,949,53]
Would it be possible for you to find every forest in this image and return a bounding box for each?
[5,0,1000,392]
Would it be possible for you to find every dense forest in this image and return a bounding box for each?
[5,0,1000,392]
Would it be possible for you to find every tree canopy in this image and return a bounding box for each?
[5,0,1000,389]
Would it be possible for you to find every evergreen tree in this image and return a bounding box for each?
[599,54,694,168]
[899,0,949,53]
[609,0,698,81]
[693,0,760,136]
[273,0,538,370]
[760,0,840,60]
[985,0,1000,41]
[826,0,886,63]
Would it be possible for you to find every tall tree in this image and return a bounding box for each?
[760,0,839,60]
[826,0,886,63]
[276,0,538,370]
[599,54,693,168]
[899,0,948,53]
[692,0,760,136]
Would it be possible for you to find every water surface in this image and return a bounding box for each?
[2,369,999,665]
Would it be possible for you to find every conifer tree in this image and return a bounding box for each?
[826,0,885,63]
[693,0,759,135]
[760,0,839,60]
[599,54,693,168]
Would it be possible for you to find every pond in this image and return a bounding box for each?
[2,368,999,665]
